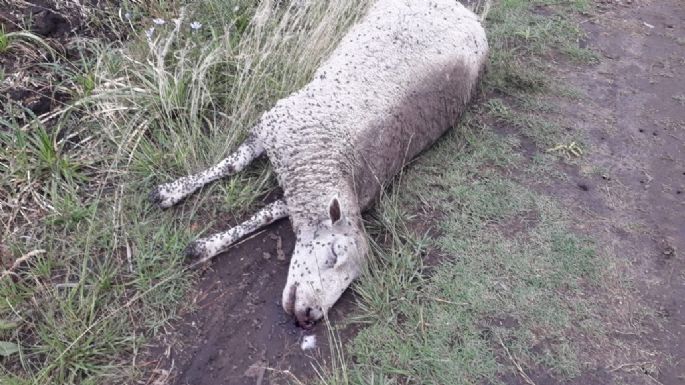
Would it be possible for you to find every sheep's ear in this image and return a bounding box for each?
[328,197,343,225]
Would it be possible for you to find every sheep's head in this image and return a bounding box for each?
[282,197,367,328]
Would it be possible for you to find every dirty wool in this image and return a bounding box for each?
[150,0,488,327]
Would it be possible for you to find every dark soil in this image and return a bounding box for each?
[573,1,683,383]
[0,0,120,122]
[146,215,360,385]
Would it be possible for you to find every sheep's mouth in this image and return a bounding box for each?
[297,318,316,329]
[295,306,317,329]
[283,283,317,328]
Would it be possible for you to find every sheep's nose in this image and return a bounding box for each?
[296,307,315,329]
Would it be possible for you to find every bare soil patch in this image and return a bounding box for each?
[0,0,119,120]
[529,0,685,383]
[146,214,359,385]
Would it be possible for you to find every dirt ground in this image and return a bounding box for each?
[144,1,684,384]
[144,215,361,385]
[559,0,684,382]
[500,0,684,383]
[0,0,119,121]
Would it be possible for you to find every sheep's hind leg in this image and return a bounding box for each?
[149,135,264,208]
[185,200,288,265]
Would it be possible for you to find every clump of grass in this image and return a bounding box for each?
[0,26,9,52]
[0,26,54,57]
[485,0,597,96]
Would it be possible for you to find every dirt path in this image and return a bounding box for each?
[556,0,684,383]
[146,1,684,384]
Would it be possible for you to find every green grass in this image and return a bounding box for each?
[331,124,607,384]
[0,26,9,52]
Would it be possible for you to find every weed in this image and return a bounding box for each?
[0,26,8,52]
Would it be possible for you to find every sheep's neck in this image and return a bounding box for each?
[282,162,361,232]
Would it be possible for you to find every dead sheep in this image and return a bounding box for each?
[150,0,488,328]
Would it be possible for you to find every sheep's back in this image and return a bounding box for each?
[256,0,488,215]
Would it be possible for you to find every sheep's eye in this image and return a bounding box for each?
[325,244,338,268]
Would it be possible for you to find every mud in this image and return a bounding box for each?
[0,0,81,38]
[147,214,359,385]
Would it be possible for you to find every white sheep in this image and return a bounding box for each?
[150,0,488,328]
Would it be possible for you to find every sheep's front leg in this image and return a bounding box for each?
[149,135,264,208]
[185,200,289,265]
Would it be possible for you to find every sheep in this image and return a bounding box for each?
[149,0,488,328]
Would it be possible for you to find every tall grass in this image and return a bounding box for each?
[0,1,371,383]
[93,1,372,180]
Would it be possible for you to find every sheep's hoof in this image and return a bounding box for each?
[148,186,165,207]
[149,186,175,208]
[184,241,208,259]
